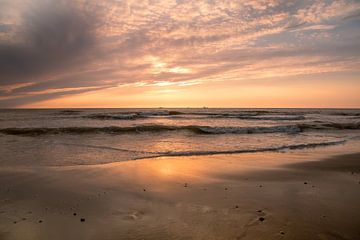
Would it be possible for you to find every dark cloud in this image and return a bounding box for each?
[0,0,99,86]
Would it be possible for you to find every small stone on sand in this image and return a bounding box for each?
[304,182,308,184]
[235,205,239,208]
[280,231,285,235]
[184,183,188,187]
[225,187,228,190]
[143,189,146,192]
[38,220,43,223]
[73,213,77,216]
[80,218,85,222]
[259,217,265,222]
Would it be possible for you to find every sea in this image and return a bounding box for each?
[0,108,359,166]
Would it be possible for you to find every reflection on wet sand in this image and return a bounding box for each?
[1,149,360,240]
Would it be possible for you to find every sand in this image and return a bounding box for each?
[0,151,360,240]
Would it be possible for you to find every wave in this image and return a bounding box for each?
[135,140,347,159]
[83,111,184,120]
[213,115,306,121]
[300,122,360,130]
[0,125,184,136]
[55,110,82,115]
[85,114,145,120]
[196,125,302,134]
[0,122,359,136]
[0,124,302,136]
[83,112,306,121]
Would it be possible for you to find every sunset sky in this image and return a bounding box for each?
[0,0,359,108]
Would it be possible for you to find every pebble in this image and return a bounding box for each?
[38,220,43,223]
[304,182,308,185]
[73,213,77,216]
[280,231,285,235]
[143,189,146,192]
[184,183,188,187]
[259,217,265,222]
[235,205,239,209]
[80,218,85,222]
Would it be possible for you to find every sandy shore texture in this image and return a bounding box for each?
[0,152,360,240]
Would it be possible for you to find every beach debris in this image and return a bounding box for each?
[80,218,85,222]
[259,217,265,222]
[184,183,188,187]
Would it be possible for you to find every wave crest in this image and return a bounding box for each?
[0,122,359,136]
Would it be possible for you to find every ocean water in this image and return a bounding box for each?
[0,108,359,166]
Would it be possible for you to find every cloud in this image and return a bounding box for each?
[0,0,99,85]
[0,0,360,107]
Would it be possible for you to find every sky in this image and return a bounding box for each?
[0,0,359,108]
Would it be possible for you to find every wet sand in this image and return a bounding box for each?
[0,152,360,240]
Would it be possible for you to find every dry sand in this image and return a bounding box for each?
[0,151,360,240]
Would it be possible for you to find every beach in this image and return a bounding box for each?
[1,108,360,239]
[1,148,360,240]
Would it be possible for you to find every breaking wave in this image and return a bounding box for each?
[82,111,307,121]
[0,122,359,136]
